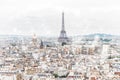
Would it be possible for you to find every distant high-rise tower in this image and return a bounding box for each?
[58,12,71,45]
[32,34,37,45]
[40,40,44,49]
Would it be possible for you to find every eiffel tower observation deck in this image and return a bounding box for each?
[58,12,71,46]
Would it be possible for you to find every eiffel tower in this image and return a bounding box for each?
[58,12,71,46]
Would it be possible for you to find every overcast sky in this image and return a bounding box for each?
[0,0,120,37]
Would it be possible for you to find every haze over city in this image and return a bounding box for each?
[0,1,120,80]
[0,0,120,36]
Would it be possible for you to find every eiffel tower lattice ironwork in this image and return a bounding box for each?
[58,12,71,45]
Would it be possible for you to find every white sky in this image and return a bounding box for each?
[0,0,120,36]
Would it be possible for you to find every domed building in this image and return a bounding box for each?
[92,35,102,47]
[92,35,103,54]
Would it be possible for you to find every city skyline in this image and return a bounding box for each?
[0,0,120,37]
[0,1,120,79]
